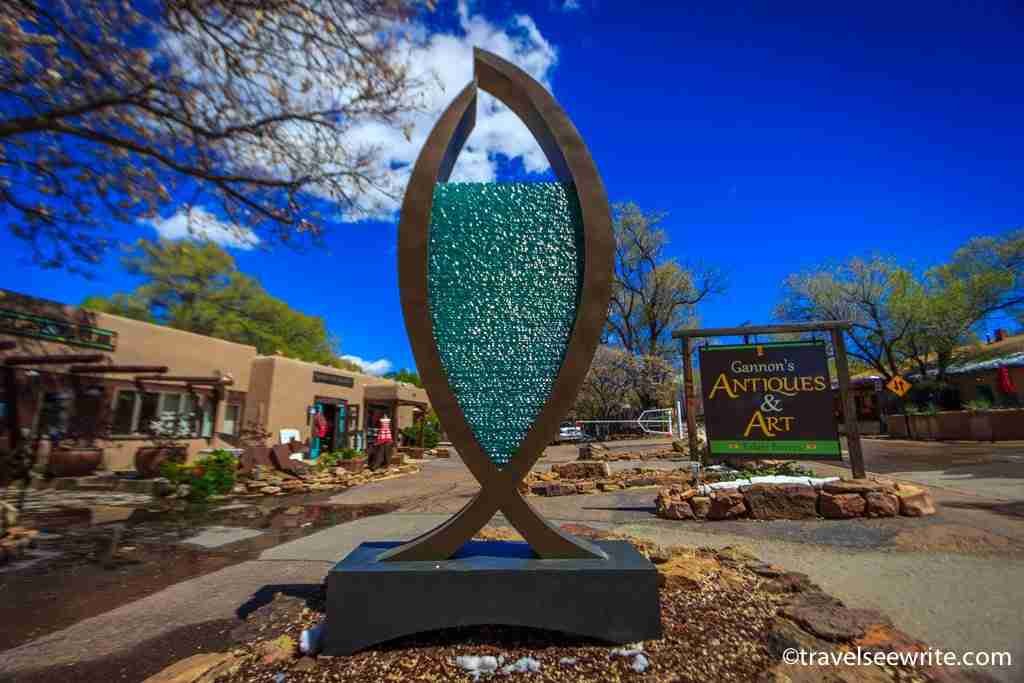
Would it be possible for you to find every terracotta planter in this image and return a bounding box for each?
[134,446,187,478]
[989,409,1024,440]
[936,411,971,440]
[48,447,103,478]
[968,413,993,441]
[337,456,367,474]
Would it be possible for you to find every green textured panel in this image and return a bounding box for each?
[428,182,584,468]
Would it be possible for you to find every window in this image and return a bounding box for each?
[111,390,212,437]
[112,390,136,434]
[221,404,241,436]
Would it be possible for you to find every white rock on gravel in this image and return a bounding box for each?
[631,654,650,672]
[455,655,500,680]
[698,475,838,494]
[501,657,541,674]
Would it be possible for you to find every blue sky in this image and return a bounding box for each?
[3,0,1022,374]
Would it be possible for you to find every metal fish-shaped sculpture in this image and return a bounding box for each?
[385,48,613,561]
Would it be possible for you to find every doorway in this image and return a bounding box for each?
[314,397,351,453]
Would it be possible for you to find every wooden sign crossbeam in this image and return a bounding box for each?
[674,321,866,479]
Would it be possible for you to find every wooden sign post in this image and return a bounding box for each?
[674,321,866,479]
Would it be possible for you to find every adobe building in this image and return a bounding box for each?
[0,289,429,471]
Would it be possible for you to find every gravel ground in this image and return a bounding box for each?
[208,528,932,683]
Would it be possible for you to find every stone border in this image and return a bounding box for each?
[655,478,936,521]
[522,461,692,497]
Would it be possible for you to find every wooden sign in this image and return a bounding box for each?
[699,341,841,459]
[313,370,354,388]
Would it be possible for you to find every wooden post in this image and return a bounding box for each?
[831,327,866,479]
[681,337,699,457]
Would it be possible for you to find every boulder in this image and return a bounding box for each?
[255,635,296,665]
[821,478,892,495]
[765,617,836,659]
[575,480,596,494]
[625,475,658,488]
[894,484,936,517]
[141,652,239,683]
[1,501,17,534]
[741,484,818,520]
[819,492,867,519]
[780,601,891,642]
[552,461,610,479]
[537,482,575,497]
[707,491,747,520]
[689,496,711,519]
[660,501,695,520]
[864,491,899,518]
[763,572,818,594]
[597,481,622,492]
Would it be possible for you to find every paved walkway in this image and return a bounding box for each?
[1,439,1021,682]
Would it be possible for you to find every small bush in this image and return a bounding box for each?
[159,449,237,502]
[315,448,362,470]
[963,399,992,412]
[401,410,441,448]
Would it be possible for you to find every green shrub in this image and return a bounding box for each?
[315,448,362,470]
[963,398,992,412]
[159,449,237,502]
[401,410,441,448]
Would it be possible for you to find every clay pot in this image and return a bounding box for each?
[337,456,367,474]
[134,446,187,478]
[48,447,103,478]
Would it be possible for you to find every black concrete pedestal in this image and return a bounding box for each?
[323,539,662,655]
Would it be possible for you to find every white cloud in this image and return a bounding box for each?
[155,3,562,225]
[335,1,560,219]
[143,207,260,250]
[341,354,393,376]
[562,0,581,11]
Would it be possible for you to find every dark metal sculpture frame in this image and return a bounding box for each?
[384,48,614,561]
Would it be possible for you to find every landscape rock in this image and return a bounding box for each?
[256,635,296,665]
[689,496,711,518]
[742,484,818,520]
[141,652,238,683]
[765,617,836,659]
[864,491,899,518]
[821,478,892,495]
[260,486,282,495]
[552,461,610,479]
[819,492,867,519]
[894,484,936,516]
[662,501,696,520]
[757,662,892,683]
[781,602,891,642]
[707,491,747,520]
[597,481,622,492]
[1,501,16,534]
[763,571,818,594]
[575,480,596,494]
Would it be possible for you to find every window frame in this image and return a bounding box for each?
[220,403,242,436]
[110,388,212,438]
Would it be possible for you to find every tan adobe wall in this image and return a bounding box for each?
[0,289,257,391]
[249,355,379,445]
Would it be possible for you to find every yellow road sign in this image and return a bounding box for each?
[886,375,912,397]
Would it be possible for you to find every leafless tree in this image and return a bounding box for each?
[606,202,726,358]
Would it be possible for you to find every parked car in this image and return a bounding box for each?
[555,421,584,444]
